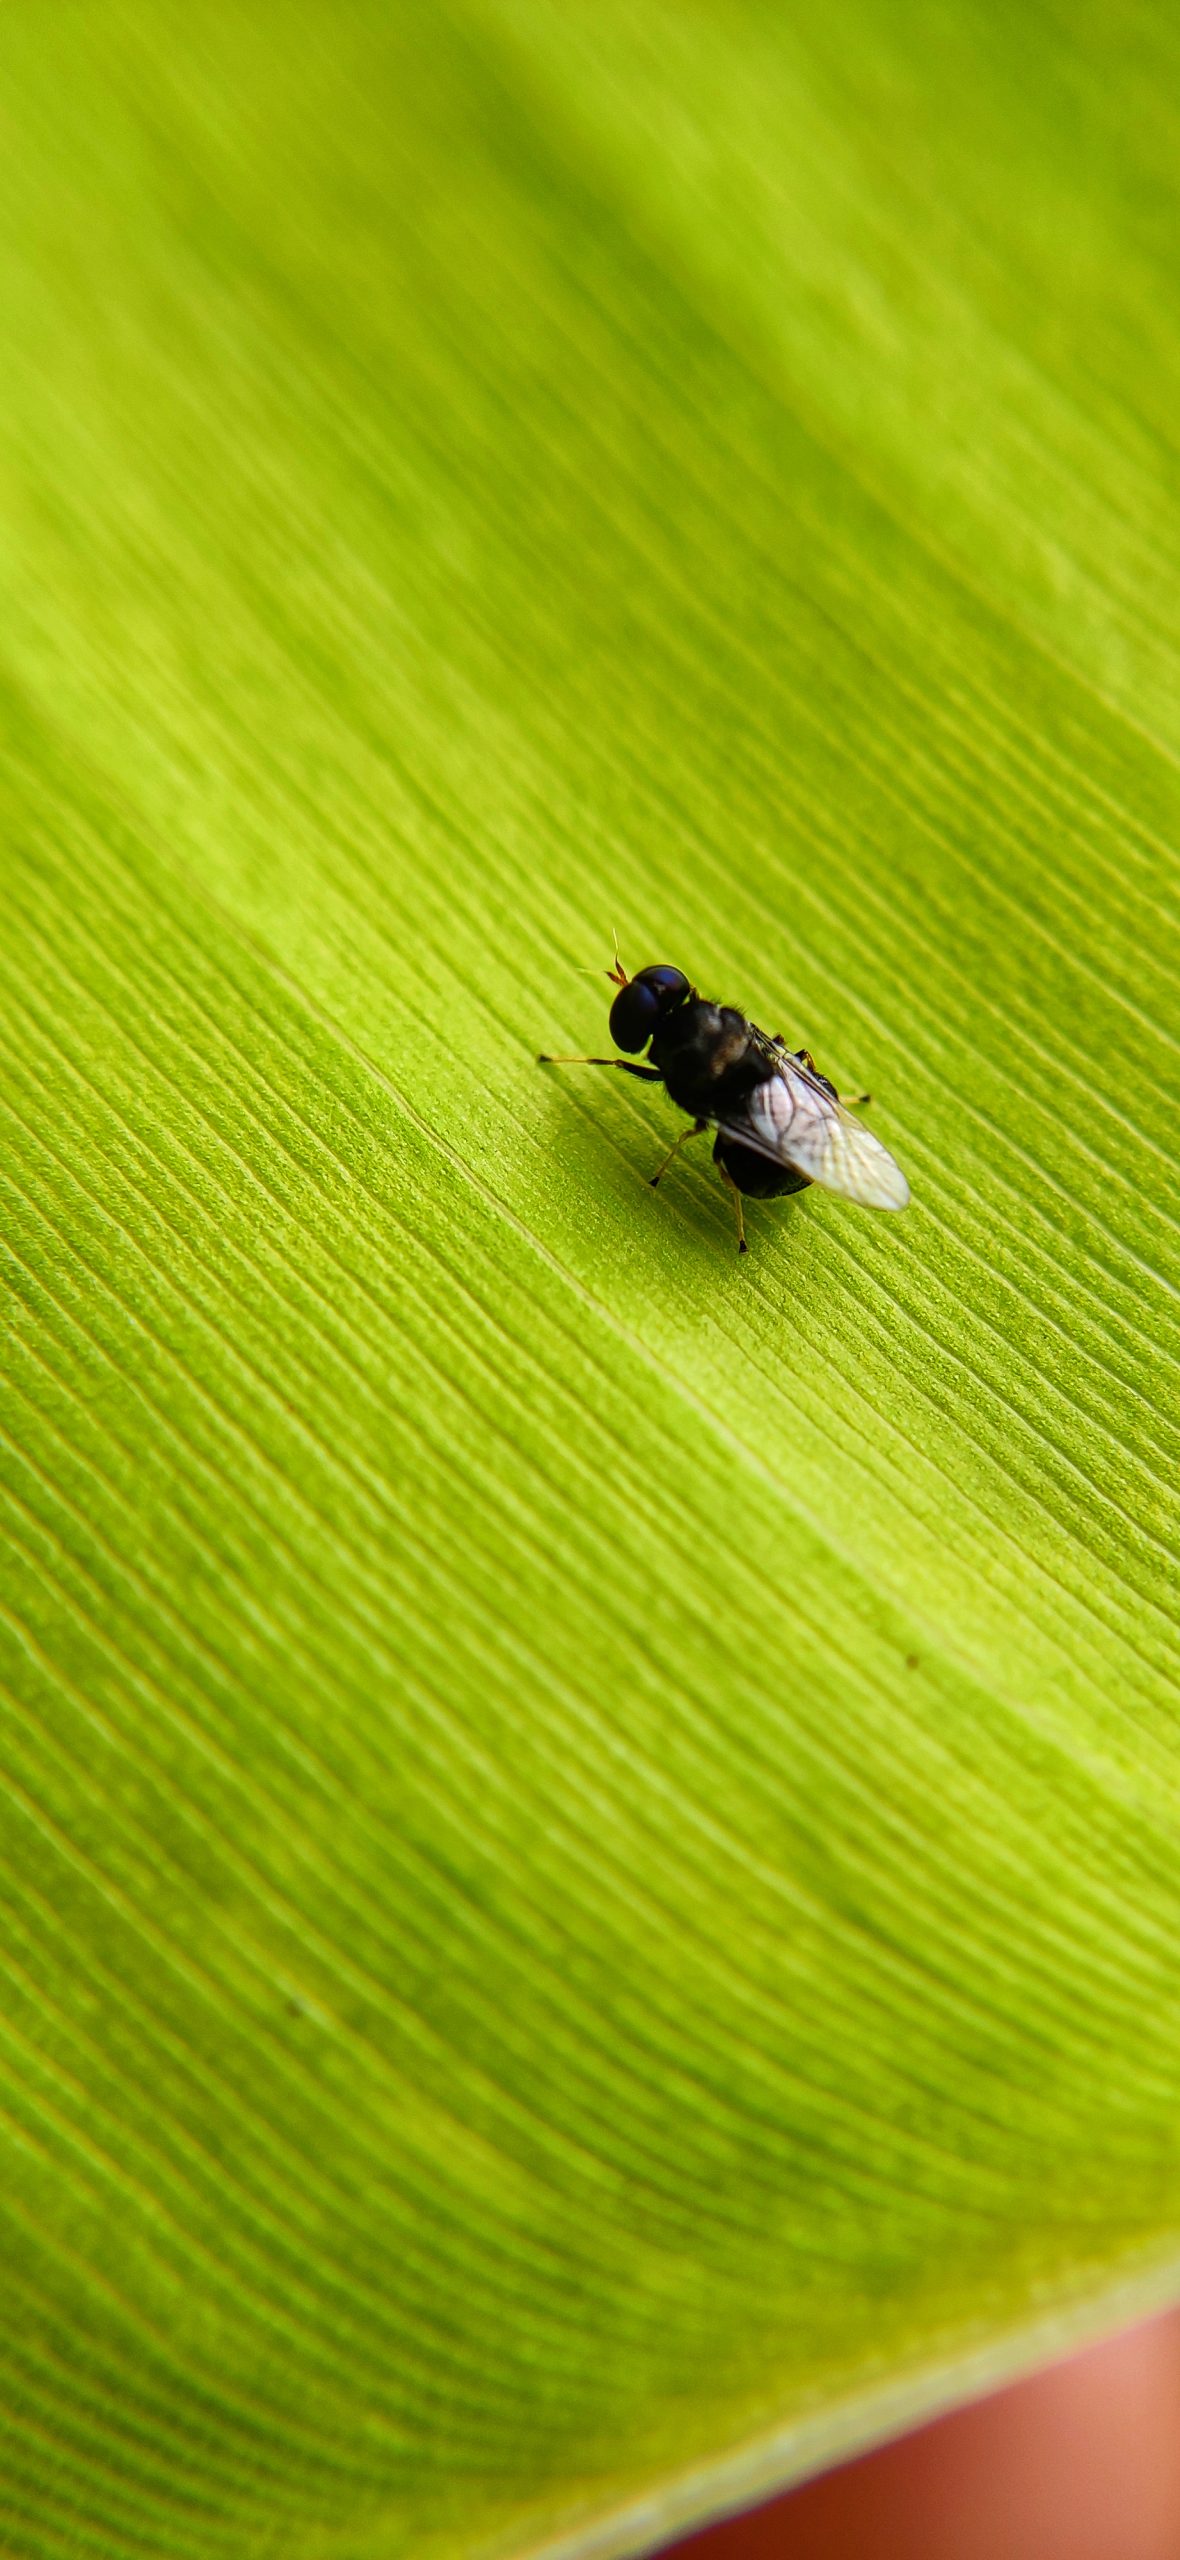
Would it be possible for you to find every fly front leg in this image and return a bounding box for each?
[649,1117,707,1188]
[538,1053,663,1082]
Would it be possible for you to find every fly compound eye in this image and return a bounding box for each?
[609,963,691,1052]
[637,965,690,1007]
[609,977,662,1053]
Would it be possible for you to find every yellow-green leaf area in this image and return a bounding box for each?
[0,5,1177,2558]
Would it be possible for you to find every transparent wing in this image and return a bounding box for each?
[714,1057,910,1210]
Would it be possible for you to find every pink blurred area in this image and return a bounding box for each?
[667,2310,1180,2560]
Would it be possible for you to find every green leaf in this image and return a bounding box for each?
[1,3,1178,2554]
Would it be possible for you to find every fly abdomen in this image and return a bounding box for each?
[713,1132,811,1200]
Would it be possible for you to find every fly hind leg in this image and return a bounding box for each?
[718,1162,749,1254]
[792,1046,869,1108]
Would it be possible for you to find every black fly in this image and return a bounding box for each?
[540,955,909,1252]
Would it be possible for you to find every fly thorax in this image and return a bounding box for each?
[707,1010,754,1077]
[652,1000,756,1118]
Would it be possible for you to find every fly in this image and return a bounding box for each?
[539,955,909,1252]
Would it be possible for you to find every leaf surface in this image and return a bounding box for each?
[0,5,1178,2556]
